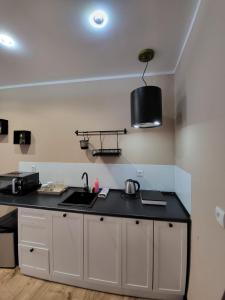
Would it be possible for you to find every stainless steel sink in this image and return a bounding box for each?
[59,191,98,208]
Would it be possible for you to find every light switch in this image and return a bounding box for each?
[215,206,225,228]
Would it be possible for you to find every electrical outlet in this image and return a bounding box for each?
[215,206,225,228]
[31,165,36,172]
[137,169,144,177]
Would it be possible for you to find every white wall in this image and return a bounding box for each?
[175,0,225,298]
[0,75,174,173]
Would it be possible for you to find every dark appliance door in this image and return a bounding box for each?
[0,177,18,194]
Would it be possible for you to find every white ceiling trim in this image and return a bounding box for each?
[0,70,174,90]
[173,0,202,73]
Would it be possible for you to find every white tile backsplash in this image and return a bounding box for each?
[19,162,174,192]
[175,166,192,214]
[19,161,191,214]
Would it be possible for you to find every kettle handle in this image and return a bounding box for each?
[133,180,140,192]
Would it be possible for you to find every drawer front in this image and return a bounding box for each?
[19,217,49,247]
[18,208,50,247]
[19,244,49,280]
[19,207,48,218]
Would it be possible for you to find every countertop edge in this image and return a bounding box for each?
[0,188,191,223]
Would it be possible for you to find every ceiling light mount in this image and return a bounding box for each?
[138,48,155,63]
[0,34,15,48]
[89,10,108,29]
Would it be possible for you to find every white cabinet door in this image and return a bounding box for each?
[84,215,122,287]
[153,221,187,295]
[51,211,83,285]
[122,218,153,291]
[19,244,49,280]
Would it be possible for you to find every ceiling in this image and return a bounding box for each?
[0,0,199,87]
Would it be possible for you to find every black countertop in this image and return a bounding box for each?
[0,188,190,223]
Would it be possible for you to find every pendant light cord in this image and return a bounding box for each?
[141,61,148,86]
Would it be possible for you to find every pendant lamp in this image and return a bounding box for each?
[131,49,162,128]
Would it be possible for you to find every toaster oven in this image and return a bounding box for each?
[0,172,40,195]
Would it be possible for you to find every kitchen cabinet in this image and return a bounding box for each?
[18,208,50,248]
[51,211,83,285]
[122,218,153,291]
[19,244,49,280]
[84,215,122,287]
[153,221,187,295]
[18,208,188,300]
[18,208,50,280]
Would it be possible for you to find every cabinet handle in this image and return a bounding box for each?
[30,248,34,253]
[169,223,173,228]
[100,217,104,222]
[63,213,67,218]
[136,220,139,225]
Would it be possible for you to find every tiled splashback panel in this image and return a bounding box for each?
[175,166,192,214]
[19,162,174,191]
[19,161,191,213]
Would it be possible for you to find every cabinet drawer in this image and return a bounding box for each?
[19,217,49,247]
[19,207,48,218]
[19,244,49,280]
[18,208,50,247]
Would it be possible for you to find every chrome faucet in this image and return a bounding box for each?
[81,172,89,192]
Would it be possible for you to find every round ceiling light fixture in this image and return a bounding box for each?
[89,10,108,28]
[0,34,15,48]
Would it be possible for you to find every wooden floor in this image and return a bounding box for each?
[0,268,145,300]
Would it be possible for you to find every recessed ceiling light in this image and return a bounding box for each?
[0,34,15,48]
[89,10,108,28]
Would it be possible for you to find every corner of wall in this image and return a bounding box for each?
[174,166,191,214]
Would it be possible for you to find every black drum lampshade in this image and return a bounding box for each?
[131,85,162,128]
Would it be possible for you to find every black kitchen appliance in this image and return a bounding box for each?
[0,172,40,195]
